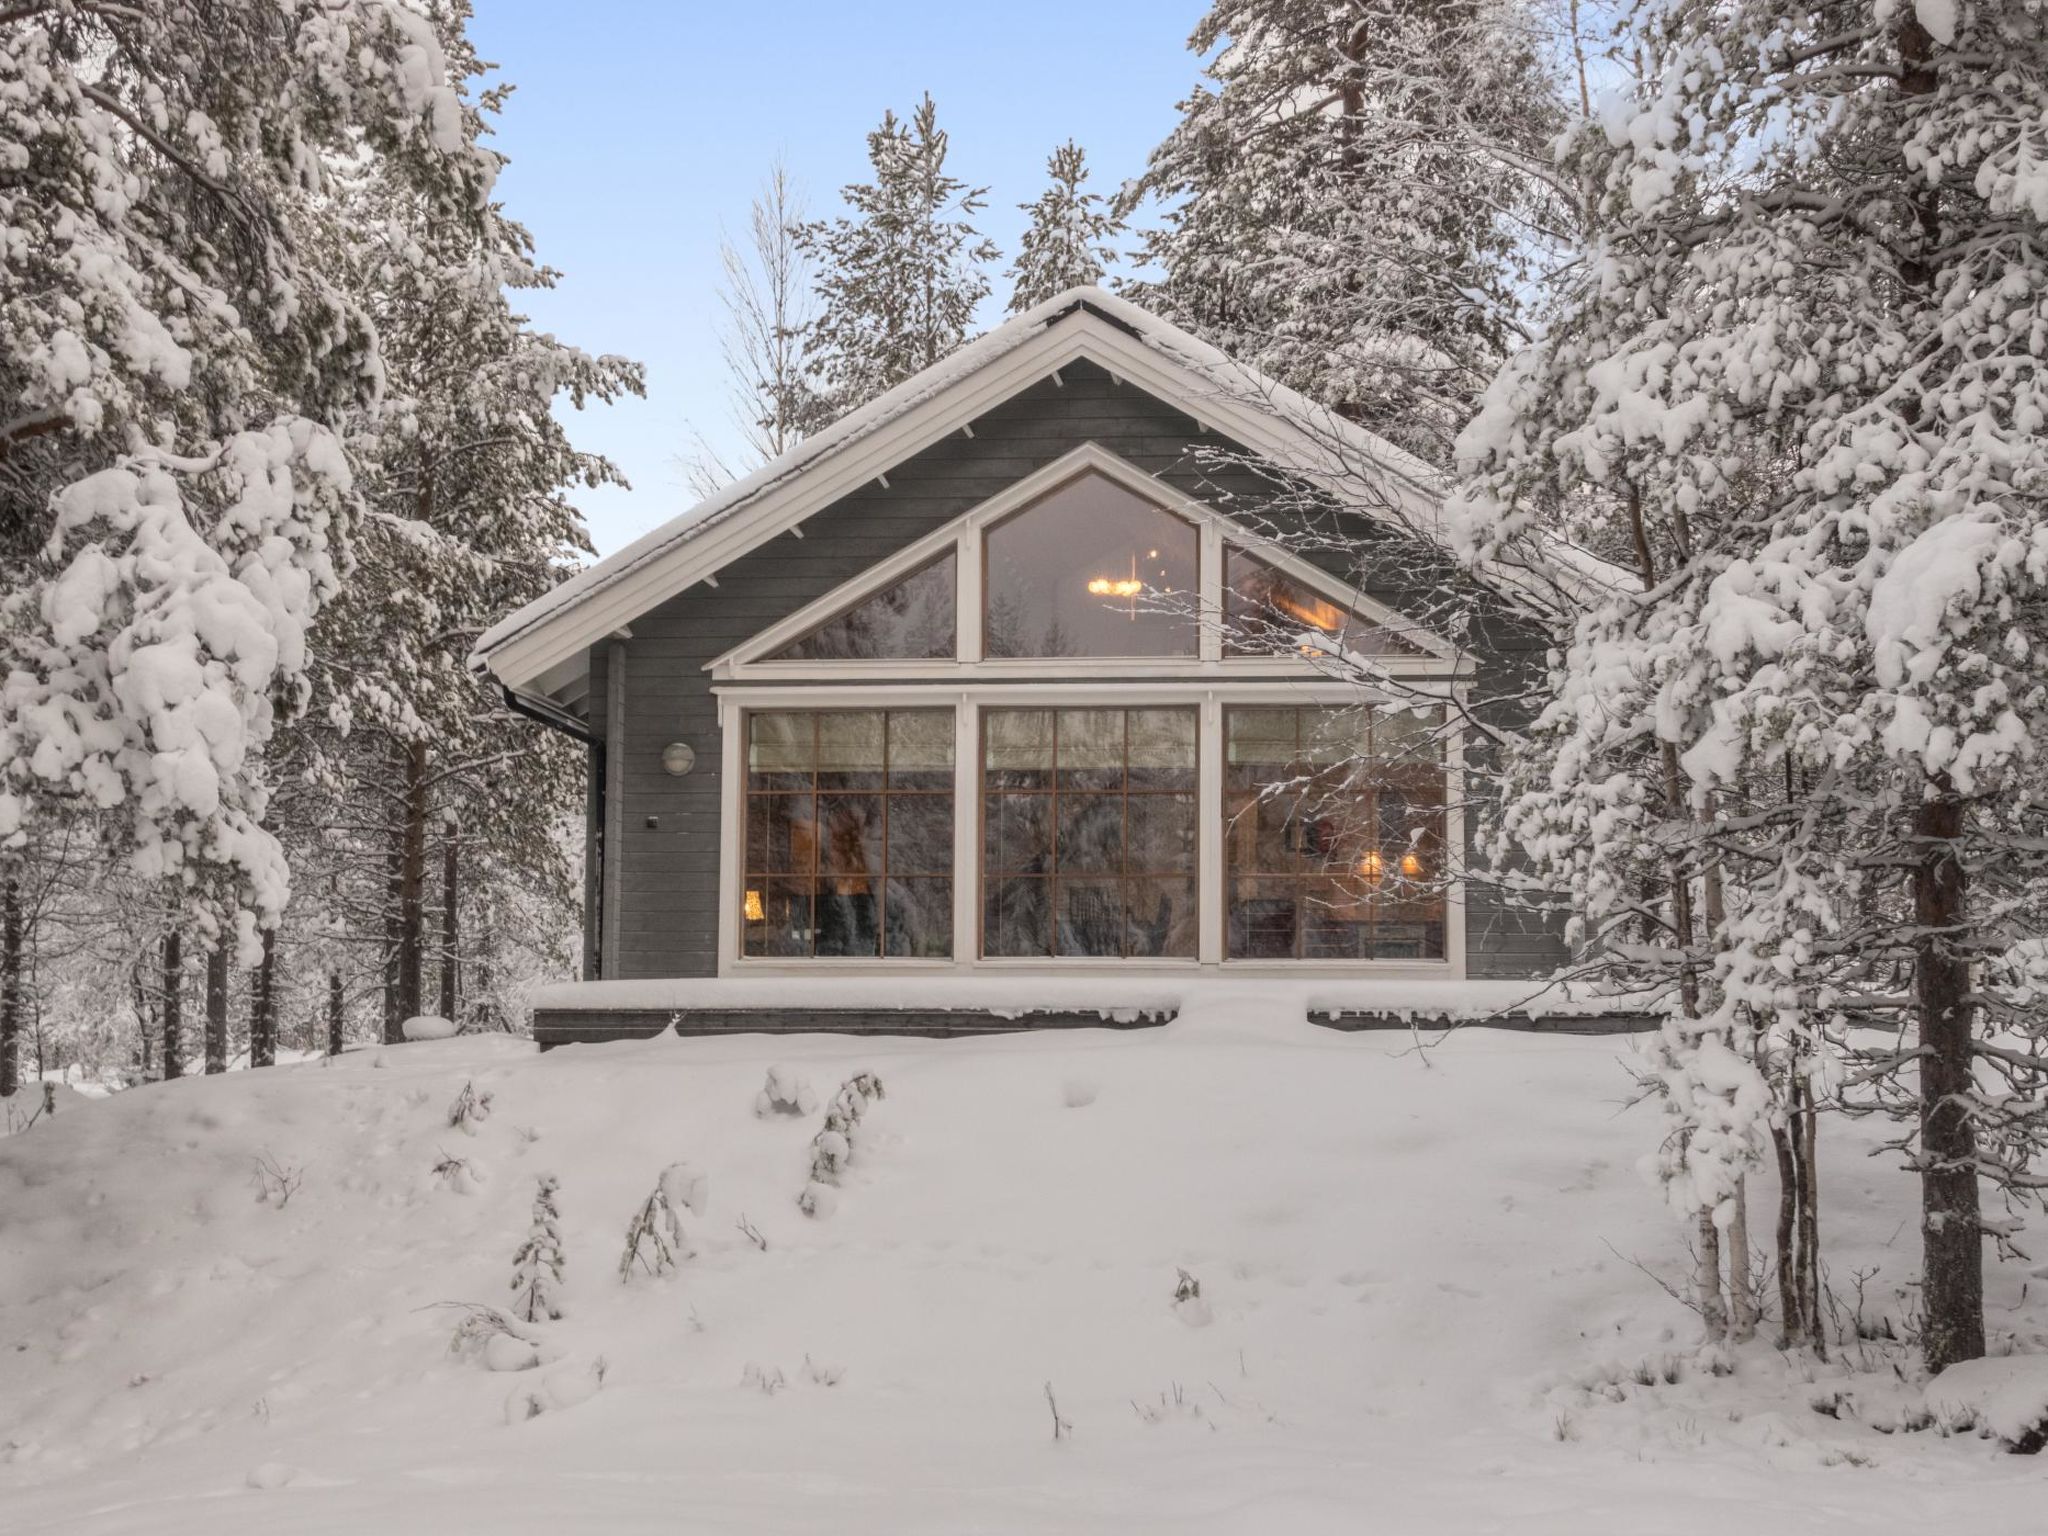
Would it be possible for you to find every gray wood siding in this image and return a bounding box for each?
[585,359,1568,981]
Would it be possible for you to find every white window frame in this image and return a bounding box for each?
[706,443,1461,685]
[714,680,1467,979]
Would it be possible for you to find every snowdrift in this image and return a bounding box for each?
[2,1002,2044,1535]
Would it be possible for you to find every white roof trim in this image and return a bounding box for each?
[473,287,1595,698]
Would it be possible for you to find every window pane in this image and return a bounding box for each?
[815,886,881,957]
[1056,709,1125,791]
[1224,548,1425,658]
[886,794,954,876]
[888,710,954,790]
[746,793,813,875]
[884,878,952,958]
[984,793,1052,874]
[1373,704,1445,765]
[984,471,1199,658]
[815,711,885,790]
[1227,879,1299,959]
[815,794,882,875]
[985,709,1055,789]
[985,876,1051,957]
[1127,793,1196,874]
[1055,879,1124,957]
[774,552,956,660]
[1301,877,1374,959]
[1126,878,1197,958]
[748,712,812,791]
[1126,708,1196,789]
[1055,794,1123,875]
[1224,788,1300,874]
[744,878,813,957]
[1225,707,1298,790]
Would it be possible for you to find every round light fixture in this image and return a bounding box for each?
[660,741,697,777]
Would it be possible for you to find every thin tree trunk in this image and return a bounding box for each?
[1695,1209,1729,1340]
[0,873,20,1099]
[161,928,183,1081]
[204,945,228,1074]
[396,741,428,1027]
[132,962,152,1076]
[251,928,277,1068]
[1772,1118,1803,1347]
[1799,1075,1827,1361]
[475,894,497,1033]
[438,821,459,1023]
[382,824,403,1044]
[327,969,345,1057]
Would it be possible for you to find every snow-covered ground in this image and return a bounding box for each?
[3,994,2044,1535]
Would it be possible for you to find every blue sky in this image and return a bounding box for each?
[469,0,1208,558]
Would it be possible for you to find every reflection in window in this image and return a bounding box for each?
[1224,705,1446,961]
[1223,548,1425,659]
[772,551,956,661]
[744,709,954,958]
[984,472,1198,658]
[982,707,1197,958]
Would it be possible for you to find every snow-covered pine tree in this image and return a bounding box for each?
[1122,0,1571,462]
[0,1,498,957]
[511,1173,566,1322]
[797,95,998,417]
[1451,0,2048,1372]
[1006,141,1124,312]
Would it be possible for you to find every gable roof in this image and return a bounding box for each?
[472,287,1597,701]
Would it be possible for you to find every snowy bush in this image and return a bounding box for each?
[448,1081,493,1134]
[618,1161,708,1281]
[403,1015,459,1041]
[510,1174,566,1322]
[442,1301,538,1366]
[755,1065,818,1119]
[797,1072,885,1218]
[432,1150,486,1196]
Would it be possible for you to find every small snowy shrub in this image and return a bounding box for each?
[402,1014,459,1041]
[442,1301,539,1364]
[432,1150,486,1196]
[1172,1268,1212,1327]
[511,1174,567,1322]
[619,1161,709,1281]
[755,1066,818,1118]
[249,1151,303,1207]
[740,1362,788,1395]
[796,1073,885,1218]
[448,1081,494,1135]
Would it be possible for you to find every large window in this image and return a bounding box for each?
[1224,705,1446,961]
[772,552,956,661]
[743,709,954,958]
[982,707,1198,958]
[983,472,1199,658]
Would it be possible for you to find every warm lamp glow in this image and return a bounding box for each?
[1087,576,1146,598]
[1400,852,1424,877]
[1358,851,1385,881]
[744,889,765,922]
[1275,589,1345,633]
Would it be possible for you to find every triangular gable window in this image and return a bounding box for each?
[1223,548,1427,660]
[771,551,957,661]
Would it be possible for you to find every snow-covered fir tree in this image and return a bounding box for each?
[797,95,997,417]
[1006,141,1124,312]
[511,1173,566,1322]
[1123,0,1571,461]
[1451,0,2048,1372]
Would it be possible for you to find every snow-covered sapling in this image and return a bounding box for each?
[754,1065,818,1118]
[440,1302,540,1371]
[1172,1268,1212,1328]
[433,1149,486,1196]
[448,1081,494,1135]
[797,1072,886,1217]
[511,1174,567,1322]
[250,1151,304,1207]
[618,1161,709,1281]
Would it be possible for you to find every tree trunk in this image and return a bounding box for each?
[0,873,20,1099]
[382,826,402,1043]
[1914,782,1981,1371]
[132,962,152,1076]
[204,945,228,1074]
[1772,1118,1804,1348]
[161,928,183,1081]
[251,928,277,1068]
[438,821,459,1022]
[1694,1207,1728,1340]
[474,894,498,1033]
[395,740,428,1028]
[328,969,345,1056]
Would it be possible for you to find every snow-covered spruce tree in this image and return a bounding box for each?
[511,1173,566,1322]
[798,1073,885,1217]
[1122,0,1571,463]
[0,1,498,961]
[1006,141,1124,313]
[282,7,639,1043]
[1451,0,2048,1371]
[796,95,998,418]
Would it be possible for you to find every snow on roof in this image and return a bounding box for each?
[471,286,1609,682]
